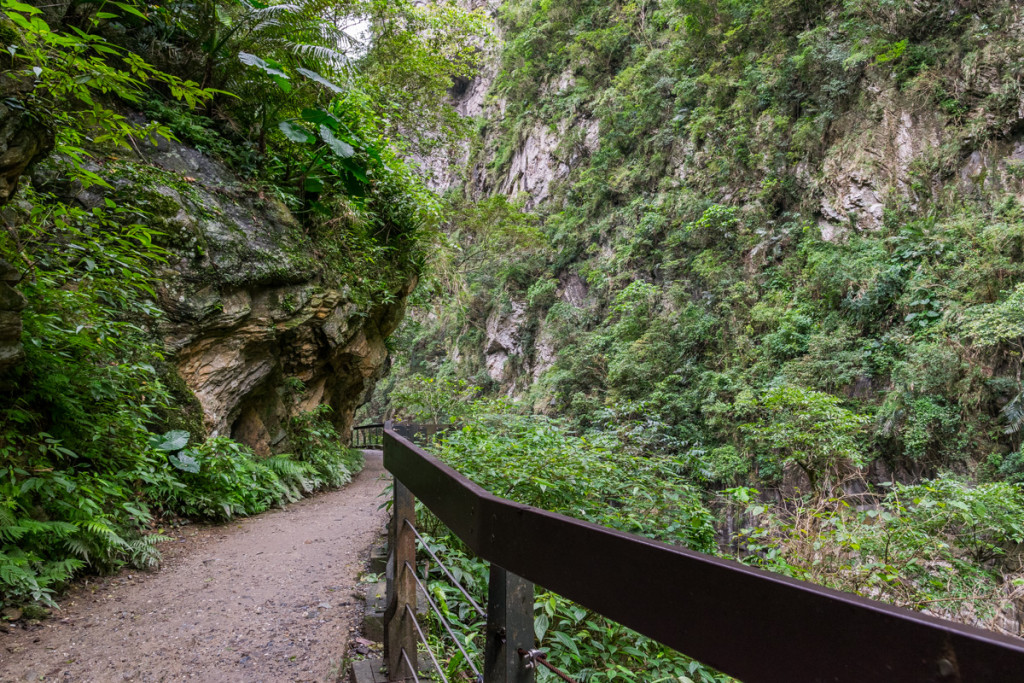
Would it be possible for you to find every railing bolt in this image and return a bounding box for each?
[519,648,545,669]
[937,658,957,678]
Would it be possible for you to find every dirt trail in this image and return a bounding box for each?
[0,451,389,683]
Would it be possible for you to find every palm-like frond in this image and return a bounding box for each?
[1003,391,1024,435]
[229,0,359,77]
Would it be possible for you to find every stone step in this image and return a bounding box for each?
[369,543,388,575]
[363,581,428,643]
[349,658,387,683]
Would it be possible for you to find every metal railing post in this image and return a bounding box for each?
[385,473,417,679]
[484,564,535,683]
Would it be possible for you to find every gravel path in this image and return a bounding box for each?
[0,450,389,683]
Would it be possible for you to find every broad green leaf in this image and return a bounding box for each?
[340,157,368,183]
[4,0,42,15]
[278,121,313,143]
[238,52,290,80]
[169,452,200,473]
[270,75,292,93]
[150,430,190,452]
[551,630,581,658]
[111,1,147,19]
[6,11,32,29]
[534,612,549,641]
[320,126,354,158]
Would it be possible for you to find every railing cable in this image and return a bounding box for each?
[518,648,579,683]
[405,603,450,683]
[404,519,486,619]
[399,647,421,683]
[403,560,483,681]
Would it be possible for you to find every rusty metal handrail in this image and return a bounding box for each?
[383,426,1024,682]
[351,422,384,449]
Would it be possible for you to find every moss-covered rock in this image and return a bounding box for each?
[80,135,416,449]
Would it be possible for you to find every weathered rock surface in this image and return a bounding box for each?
[0,100,52,374]
[0,258,26,373]
[484,300,527,383]
[0,100,54,207]
[815,85,944,239]
[77,136,413,451]
[0,97,407,439]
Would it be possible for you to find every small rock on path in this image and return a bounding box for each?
[0,450,389,682]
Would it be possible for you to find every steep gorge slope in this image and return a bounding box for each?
[397,0,1024,490]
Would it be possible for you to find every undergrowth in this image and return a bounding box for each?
[409,407,730,683]
[0,186,361,611]
[402,403,1024,680]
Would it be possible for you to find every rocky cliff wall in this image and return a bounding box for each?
[421,0,1024,402]
[4,126,410,451]
[129,138,411,451]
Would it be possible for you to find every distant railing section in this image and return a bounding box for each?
[388,421,448,444]
[351,422,384,449]
[352,421,451,450]
[379,424,1024,683]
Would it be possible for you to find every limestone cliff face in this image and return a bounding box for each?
[105,137,413,452]
[422,2,1024,400]
[3,123,409,449]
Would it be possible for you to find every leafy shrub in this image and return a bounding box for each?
[691,445,750,485]
[994,446,1024,485]
[154,426,362,521]
[734,478,1024,627]
[287,405,363,488]
[740,385,868,495]
[0,189,181,608]
[609,280,660,343]
[155,437,285,520]
[415,406,728,682]
[390,375,482,427]
[526,278,558,310]
[437,410,715,553]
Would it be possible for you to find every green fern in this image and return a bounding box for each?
[264,455,316,493]
[126,534,168,570]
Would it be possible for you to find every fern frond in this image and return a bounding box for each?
[63,538,91,562]
[288,43,352,71]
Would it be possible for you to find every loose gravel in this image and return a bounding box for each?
[0,450,389,682]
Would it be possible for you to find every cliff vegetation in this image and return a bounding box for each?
[0,0,485,611]
[374,0,1024,677]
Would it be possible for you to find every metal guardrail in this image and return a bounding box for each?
[351,422,384,449]
[352,421,447,450]
[381,424,1024,682]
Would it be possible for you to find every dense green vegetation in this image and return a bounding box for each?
[5,0,1024,677]
[0,0,486,610]
[401,403,1024,680]
[412,408,728,682]
[375,0,1024,674]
